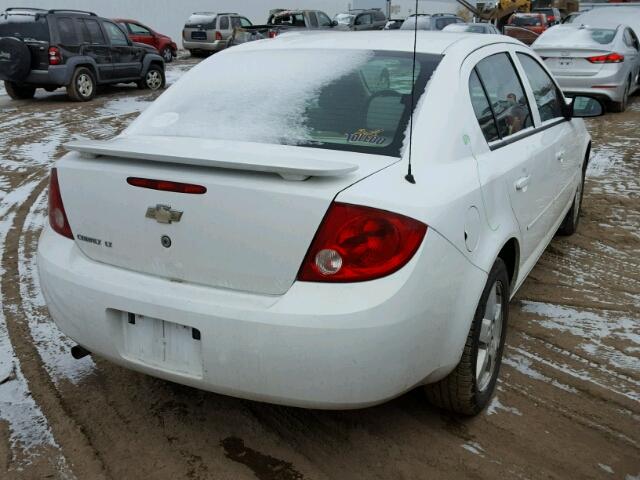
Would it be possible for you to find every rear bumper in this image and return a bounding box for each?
[182,40,226,52]
[554,68,628,102]
[22,66,69,86]
[37,225,486,409]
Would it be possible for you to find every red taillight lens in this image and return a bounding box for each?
[297,203,427,283]
[215,31,223,41]
[268,30,278,39]
[586,52,624,64]
[48,168,73,239]
[127,177,207,194]
[48,46,61,65]
[547,16,555,22]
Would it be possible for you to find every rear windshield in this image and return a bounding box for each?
[537,26,617,46]
[400,16,431,30]
[185,14,216,28]
[335,13,355,25]
[126,49,441,157]
[0,13,49,41]
[512,15,543,26]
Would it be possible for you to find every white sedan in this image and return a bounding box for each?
[38,31,602,415]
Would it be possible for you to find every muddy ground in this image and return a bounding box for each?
[0,58,638,480]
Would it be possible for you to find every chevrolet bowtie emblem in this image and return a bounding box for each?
[145,204,183,224]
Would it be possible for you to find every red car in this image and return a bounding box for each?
[114,19,177,62]
[504,13,549,45]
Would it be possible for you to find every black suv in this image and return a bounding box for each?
[0,8,165,101]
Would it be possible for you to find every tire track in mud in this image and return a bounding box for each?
[0,175,108,479]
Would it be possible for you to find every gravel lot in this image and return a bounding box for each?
[0,58,638,480]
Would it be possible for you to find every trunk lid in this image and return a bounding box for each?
[537,47,609,77]
[58,138,395,295]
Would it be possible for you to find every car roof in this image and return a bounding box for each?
[235,31,520,55]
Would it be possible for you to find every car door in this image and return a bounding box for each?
[218,15,231,41]
[623,28,640,87]
[76,17,112,81]
[317,11,334,30]
[513,50,581,225]
[127,22,156,49]
[463,47,553,266]
[102,20,141,79]
[355,13,373,31]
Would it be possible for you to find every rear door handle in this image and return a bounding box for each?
[515,175,531,191]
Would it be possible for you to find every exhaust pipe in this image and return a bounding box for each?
[71,345,91,360]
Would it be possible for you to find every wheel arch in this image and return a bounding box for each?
[63,57,99,84]
[496,237,519,294]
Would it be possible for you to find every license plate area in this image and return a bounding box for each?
[121,312,203,378]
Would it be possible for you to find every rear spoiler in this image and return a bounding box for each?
[65,136,359,181]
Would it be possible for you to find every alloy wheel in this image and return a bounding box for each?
[162,48,172,62]
[476,280,504,392]
[77,74,93,98]
[146,70,162,90]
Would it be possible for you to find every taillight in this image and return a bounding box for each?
[586,52,624,64]
[547,16,555,22]
[127,177,207,194]
[48,168,73,239]
[48,46,61,65]
[268,30,278,39]
[297,203,427,283]
[215,31,223,41]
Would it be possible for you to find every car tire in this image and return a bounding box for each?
[4,81,36,100]
[424,258,509,416]
[0,37,32,82]
[138,65,165,91]
[557,168,585,236]
[161,47,173,63]
[609,81,629,113]
[66,67,96,102]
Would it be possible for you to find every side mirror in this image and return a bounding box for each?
[568,96,604,118]
[331,20,338,27]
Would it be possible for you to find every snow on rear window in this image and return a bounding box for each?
[125,49,441,157]
[536,26,616,47]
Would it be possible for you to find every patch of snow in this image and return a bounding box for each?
[18,191,95,384]
[126,49,373,145]
[461,441,485,457]
[598,464,614,474]
[503,353,578,393]
[98,97,152,116]
[487,396,522,416]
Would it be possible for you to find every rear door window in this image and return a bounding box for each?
[356,14,373,26]
[469,69,500,143]
[103,21,129,46]
[317,12,333,27]
[516,53,563,122]
[308,12,319,28]
[57,17,79,45]
[219,16,229,30]
[84,19,106,44]
[474,53,533,138]
[128,23,151,35]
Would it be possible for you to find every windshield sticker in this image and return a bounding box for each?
[345,129,386,145]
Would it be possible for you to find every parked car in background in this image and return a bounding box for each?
[573,6,640,38]
[504,13,548,45]
[114,18,177,63]
[0,8,165,101]
[384,19,404,30]
[561,12,581,24]
[400,13,464,31]
[39,31,602,417]
[443,22,500,34]
[532,7,561,25]
[182,12,252,56]
[229,9,335,46]
[533,24,640,112]
[334,9,387,31]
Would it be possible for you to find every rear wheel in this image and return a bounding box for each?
[609,80,629,113]
[66,67,96,102]
[425,259,509,416]
[137,65,165,90]
[4,81,36,100]
[161,47,173,63]
[557,168,585,236]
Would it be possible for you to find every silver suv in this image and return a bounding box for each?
[182,12,251,56]
[400,13,464,31]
